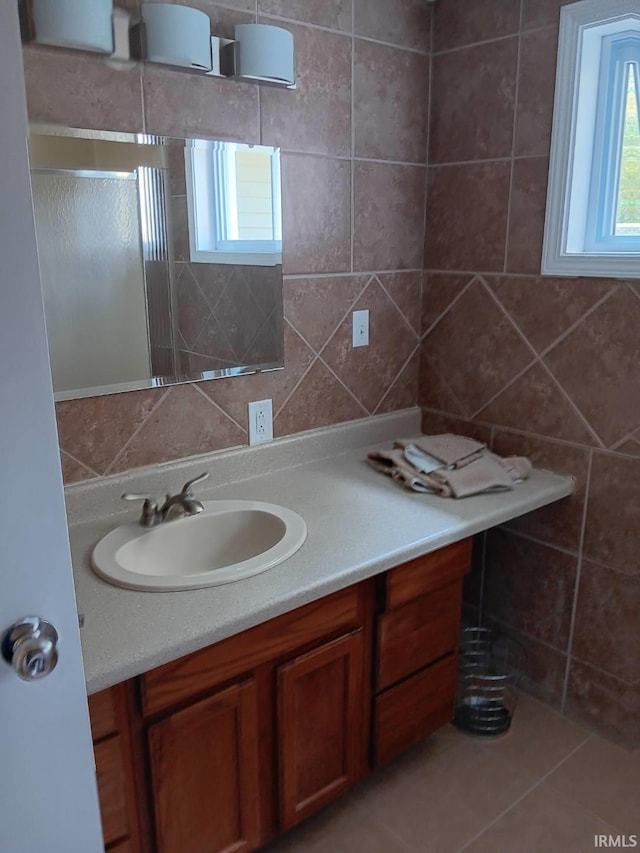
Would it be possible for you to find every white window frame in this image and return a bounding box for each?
[542,0,640,278]
[184,140,282,267]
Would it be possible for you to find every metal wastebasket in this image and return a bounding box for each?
[454,627,525,737]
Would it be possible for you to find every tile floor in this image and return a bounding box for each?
[265,694,640,852]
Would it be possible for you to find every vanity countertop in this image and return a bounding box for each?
[66,412,574,694]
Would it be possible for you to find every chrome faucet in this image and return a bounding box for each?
[122,472,210,527]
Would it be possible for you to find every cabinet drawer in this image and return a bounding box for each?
[376,579,462,691]
[383,539,472,611]
[88,687,118,741]
[374,655,457,766]
[95,735,130,847]
[142,585,362,717]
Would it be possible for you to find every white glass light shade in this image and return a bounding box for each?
[141,3,212,71]
[234,24,295,86]
[32,0,114,53]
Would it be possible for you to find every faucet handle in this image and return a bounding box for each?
[121,493,161,527]
[180,472,209,495]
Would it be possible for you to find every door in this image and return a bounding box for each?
[147,679,261,853]
[0,4,104,852]
[277,630,365,830]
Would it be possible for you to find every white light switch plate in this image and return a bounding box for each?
[248,399,273,445]
[352,309,369,347]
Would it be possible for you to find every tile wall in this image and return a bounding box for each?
[421,0,640,746]
[21,0,431,481]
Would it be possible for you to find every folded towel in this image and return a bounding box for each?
[368,434,532,499]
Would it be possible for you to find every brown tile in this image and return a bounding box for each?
[544,288,640,448]
[420,409,492,444]
[476,363,598,445]
[275,359,367,435]
[422,279,533,415]
[192,312,240,363]
[547,731,640,824]
[421,273,473,333]
[189,263,231,311]
[425,162,511,272]
[284,275,369,352]
[506,156,549,275]
[354,0,431,53]
[375,351,420,414]
[376,272,422,333]
[201,323,315,426]
[484,528,578,649]
[434,0,520,51]
[143,65,260,141]
[176,266,210,348]
[60,451,98,485]
[56,389,163,475]
[488,275,617,354]
[418,356,465,415]
[353,162,426,272]
[322,279,419,412]
[516,632,569,708]
[565,661,640,749]
[572,560,640,684]
[430,38,517,163]
[23,46,143,131]
[491,430,589,552]
[584,451,640,574]
[108,384,245,472]
[354,40,429,163]
[465,783,619,853]
[282,154,351,274]
[522,0,568,30]
[515,27,559,157]
[357,732,534,852]
[259,0,352,32]
[614,437,640,456]
[260,24,351,157]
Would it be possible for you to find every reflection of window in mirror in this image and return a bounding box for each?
[185,141,282,266]
[542,0,640,278]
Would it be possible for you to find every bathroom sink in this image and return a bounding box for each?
[91,500,307,591]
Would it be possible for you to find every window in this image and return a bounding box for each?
[184,140,282,266]
[542,0,640,277]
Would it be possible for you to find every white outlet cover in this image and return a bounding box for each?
[352,309,369,347]
[248,399,273,445]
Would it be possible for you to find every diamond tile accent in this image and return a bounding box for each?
[283,276,370,352]
[321,278,419,413]
[422,279,534,415]
[543,287,640,448]
[375,350,420,414]
[377,272,423,333]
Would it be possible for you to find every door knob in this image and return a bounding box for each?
[1,616,59,681]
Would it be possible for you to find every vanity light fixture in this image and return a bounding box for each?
[140,3,212,71]
[32,0,115,53]
[221,24,296,88]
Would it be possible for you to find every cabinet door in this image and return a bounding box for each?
[148,679,261,853]
[277,630,364,830]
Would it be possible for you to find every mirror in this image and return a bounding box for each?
[29,126,284,401]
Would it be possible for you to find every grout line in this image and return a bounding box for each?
[537,360,607,449]
[283,269,423,281]
[433,30,522,58]
[566,651,639,688]
[429,155,513,169]
[191,382,247,435]
[318,354,371,415]
[468,354,538,421]
[536,285,619,360]
[480,276,540,362]
[421,350,469,417]
[455,733,594,853]
[373,341,421,415]
[503,2,524,274]
[492,526,581,560]
[375,275,423,338]
[60,449,101,480]
[610,428,640,451]
[350,0,355,274]
[420,275,476,339]
[103,388,172,476]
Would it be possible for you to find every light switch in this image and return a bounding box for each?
[352,309,369,347]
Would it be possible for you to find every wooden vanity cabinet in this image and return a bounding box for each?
[372,538,472,767]
[89,539,471,852]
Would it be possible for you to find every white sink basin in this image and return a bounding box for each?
[91,500,307,591]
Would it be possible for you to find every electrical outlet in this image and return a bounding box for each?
[248,399,273,445]
[352,309,369,347]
